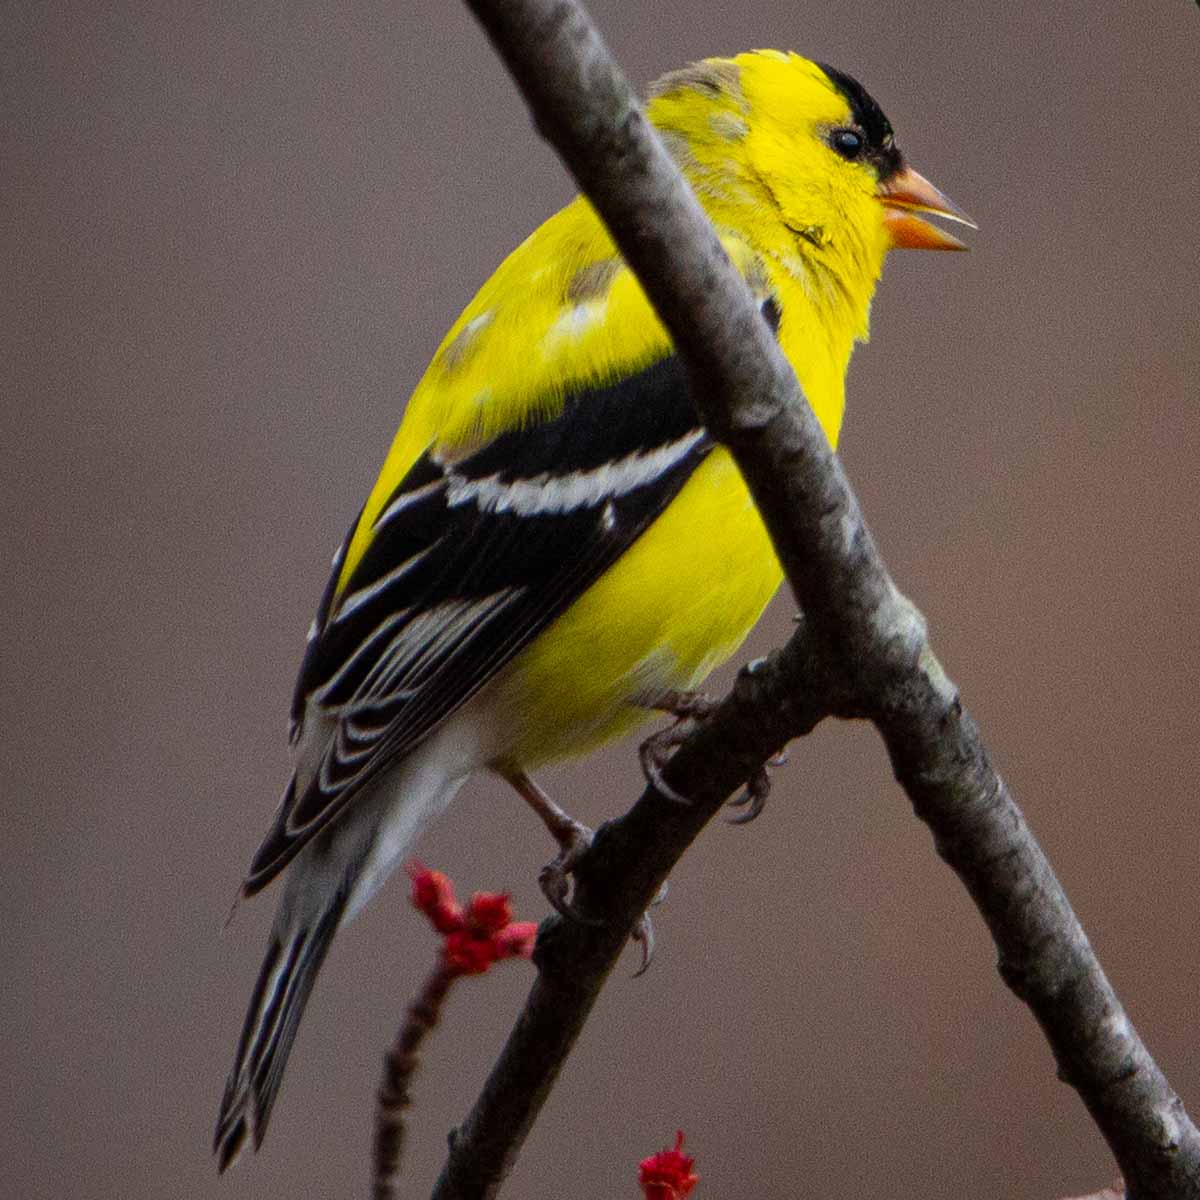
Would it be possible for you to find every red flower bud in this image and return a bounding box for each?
[407,863,537,977]
[496,921,538,960]
[443,931,498,976]
[408,863,464,934]
[466,891,514,933]
[639,1131,698,1199]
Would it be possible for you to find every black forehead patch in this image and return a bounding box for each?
[817,63,903,179]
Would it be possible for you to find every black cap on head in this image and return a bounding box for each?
[817,63,903,180]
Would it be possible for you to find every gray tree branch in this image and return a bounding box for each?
[427,2,1200,1197]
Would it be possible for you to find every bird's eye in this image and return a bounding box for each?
[830,127,865,160]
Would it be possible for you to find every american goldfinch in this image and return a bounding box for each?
[214,50,971,1168]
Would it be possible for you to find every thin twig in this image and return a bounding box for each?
[430,3,1200,1198]
[375,965,455,1200]
[375,868,537,1198]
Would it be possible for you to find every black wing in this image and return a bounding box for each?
[244,352,712,893]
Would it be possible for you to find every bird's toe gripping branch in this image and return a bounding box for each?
[630,881,670,977]
[637,687,785,823]
[537,819,596,924]
[724,748,788,825]
[503,682,784,972]
[636,689,720,805]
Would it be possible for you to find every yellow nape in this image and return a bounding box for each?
[647,50,891,346]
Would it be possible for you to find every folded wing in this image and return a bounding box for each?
[242,350,714,894]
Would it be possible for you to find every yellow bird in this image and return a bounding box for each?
[214,49,971,1168]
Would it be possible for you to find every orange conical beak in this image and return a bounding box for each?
[878,165,976,251]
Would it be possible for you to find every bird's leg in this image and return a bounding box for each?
[635,689,718,805]
[500,768,666,972]
[500,768,596,923]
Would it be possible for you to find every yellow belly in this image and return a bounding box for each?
[488,447,783,768]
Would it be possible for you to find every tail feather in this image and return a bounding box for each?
[213,894,346,1172]
[214,724,474,1170]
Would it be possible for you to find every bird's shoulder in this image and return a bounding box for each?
[410,204,775,444]
[346,201,773,581]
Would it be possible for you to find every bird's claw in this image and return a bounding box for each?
[636,690,718,806]
[725,758,777,825]
[630,883,669,976]
[538,820,603,925]
[638,727,695,805]
[631,911,656,976]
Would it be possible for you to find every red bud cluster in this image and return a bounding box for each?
[639,1131,699,1199]
[407,863,538,977]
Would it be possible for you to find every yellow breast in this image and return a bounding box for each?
[484,445,780,768]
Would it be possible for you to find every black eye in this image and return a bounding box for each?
[830,127,865,160]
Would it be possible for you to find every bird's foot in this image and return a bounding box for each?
[503,766,673,966]
[536,818,598,924]
[636,689,718,805]
[725,749,788,825]
[501,768,599,923]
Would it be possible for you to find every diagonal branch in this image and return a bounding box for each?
[432,632,832,1200]
[430,2,1200,1198]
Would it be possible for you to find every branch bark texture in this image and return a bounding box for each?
[433,3,1200,1197]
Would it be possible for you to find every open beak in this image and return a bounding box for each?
[878,165,976,251]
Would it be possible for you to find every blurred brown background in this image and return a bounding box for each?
[4,2,1199,1197]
